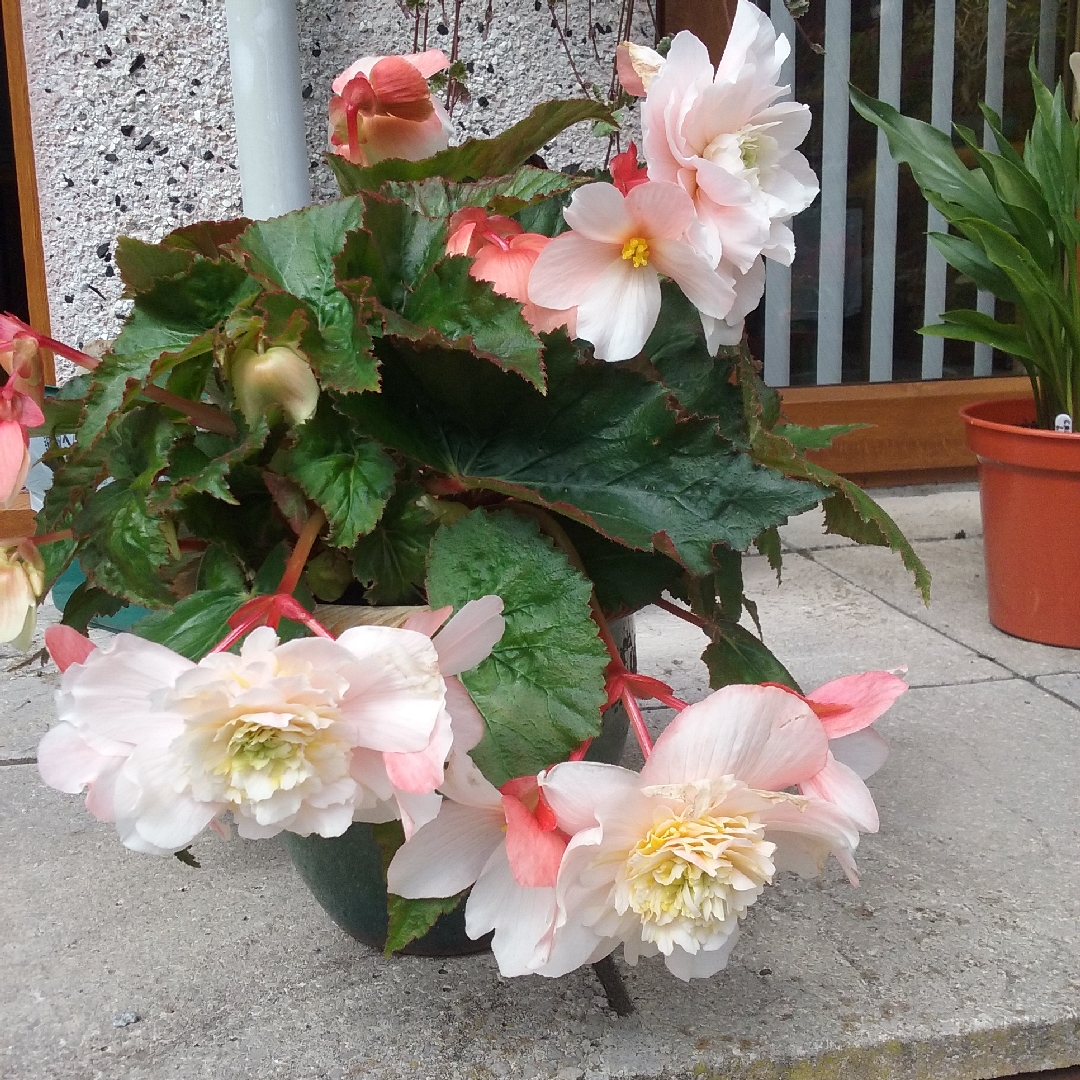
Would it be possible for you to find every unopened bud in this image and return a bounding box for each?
[0,539,44,649]
[616,41,665,97]
[229,346,320,428]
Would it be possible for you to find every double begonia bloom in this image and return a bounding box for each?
[0,538,44,648]
[794,671,906,834]
[527,181,735,361]
[37,624,450,854]
[329,50,452,167]
[537,684,862,980]
[446,209,576,336]
[638,7,819,272]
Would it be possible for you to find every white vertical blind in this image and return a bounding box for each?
[815,0,852,385]
[1038,0,1060,86]
[868,0,904,383]
[920,0,955,380]
[975,0,1007,377]
[764,0,796,388]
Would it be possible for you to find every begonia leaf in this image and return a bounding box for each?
[131,587,250,660]
[341,336,821,575]
[275,400,396,549]
[426,509,609,786]
[702,621,801,692]
[114,237,195,294]
[382,168,583,218]
[58,581,126,635]
[328,99,615,194]
[384,893,465,957]
[351,485,438,605]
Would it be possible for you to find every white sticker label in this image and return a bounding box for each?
[1055,413,1073,433]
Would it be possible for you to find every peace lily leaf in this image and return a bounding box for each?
[352,485,438,605]
[384,893,465,957]
[426,509,609,786]
[342,336,820,574]
[329,99,615,194]
[918,309,1035,360]
[927,232,1019,303]
[276,399,396,548]
[702,622,800,692]
[131,587,249,660]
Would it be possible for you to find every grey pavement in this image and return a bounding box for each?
[3,488,1080,1080]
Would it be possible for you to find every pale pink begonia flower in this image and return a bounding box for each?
[329,50,451,167]
[0,538,44,648]
[0,381,44,508]
[792,670,907,834]
[700,256,766,353]
[639,8,819,273]
[352,595,506,838]
[537,684,862,981]
[445,209,577,337]
[527,181,735,361]
[37,625,448,855]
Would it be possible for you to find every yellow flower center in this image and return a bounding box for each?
[621,236,650,268]
[617,813,775,952]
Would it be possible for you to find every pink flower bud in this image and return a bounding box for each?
[229,346,320,427]
[0,539,44,649]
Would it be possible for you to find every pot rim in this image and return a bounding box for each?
[961,396,1080,472]
[960,397,1078,442]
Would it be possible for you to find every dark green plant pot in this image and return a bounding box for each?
[283,616,635,956]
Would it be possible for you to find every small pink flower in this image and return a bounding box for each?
[609,142,649,196]
[0,381,44,508]
[329,50,452,167]
[528,181,735,361]
[446,209,576,336]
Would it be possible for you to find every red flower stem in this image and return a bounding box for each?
[31,529,75,546]
[142,385,236,437]
[210,620,252,654]
[654,596,710,632]
[277,509,327,598]
[568,738,593,761]
[621,685,653,759]
[650,689,690,712]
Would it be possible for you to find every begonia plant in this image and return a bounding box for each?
[8,0,928,983]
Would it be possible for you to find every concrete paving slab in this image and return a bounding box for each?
[4,675,1079,1080]
[780,489,983,552]
[1036,674,1080,711]
[813,540,1080,679]
[740,553,1011,690]
[0,602,62,764]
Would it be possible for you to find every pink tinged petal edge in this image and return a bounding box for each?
[387,799,506,898]
[432,595,505,676]
[574,257,662,362]
[464,844,558,975]
[623,180,697,240]
[0,421,29,506]
[382,705,454,794]
[527,232,619,311]
[44,625,96,673]
[402,605,453,637]
[799,754,880,834]
[809,670,908,738]
[501,792,567,888]
[649,237,735,320]
[539,760,645,835]
[332,49,449,94]
[642,683,829,790]
[562,182,635,244]
[830,727,890,780]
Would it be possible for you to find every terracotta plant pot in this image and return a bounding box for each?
[281,609,636,956]
[961,398,1080,648]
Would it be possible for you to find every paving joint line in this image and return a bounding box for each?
[785,545,1080,716]
[0,757,36,766]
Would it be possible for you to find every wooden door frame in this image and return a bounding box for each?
[2,0,53,370]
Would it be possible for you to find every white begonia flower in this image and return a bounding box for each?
[37,625,447,855]
[538,684,863,981]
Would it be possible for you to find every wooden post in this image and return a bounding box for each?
[657,0,737,62]
[2,0,54,383]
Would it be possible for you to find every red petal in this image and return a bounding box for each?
[45,625,97,672]
[369,57,435,122]
[501,792,567,888]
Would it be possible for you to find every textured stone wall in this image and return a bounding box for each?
[19,0,653,363]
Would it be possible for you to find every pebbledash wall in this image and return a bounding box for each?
[20,0,651,365]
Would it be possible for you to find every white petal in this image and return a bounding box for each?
[466,844,558,975]
[830,727,890,779]
[663,926,741,981]
[37,723,109,794]
[445,676,486,753]
[394,790,443,840]
[623,180,697,240]
[643,684,828,790]
[799,753,879,833]
[386,800,505,898]
[562,182,634,244]
[528,231,619,310]
[432,595,505,675]
[575,258,661,362]
[540,761,644,835]
[649,237,735,319]
[439,747,502,809]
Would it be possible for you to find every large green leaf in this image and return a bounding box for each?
[919,309,1035,360]
[383,169,583,218]
[328,99,614,193]
[426,509,609,786]
[927,231,1019,303]
[702,622,800,691]
[351,485,438,605]
[275,399,396,548]
[341,336,821,575]
[131,587,248,660]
